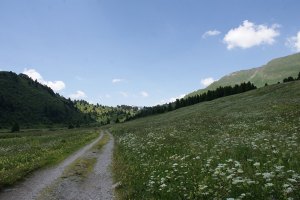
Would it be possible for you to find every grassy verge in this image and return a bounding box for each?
[62,157,97,179]
[92,133,110,151]
[0,128,99,188]
[111,81,300,199]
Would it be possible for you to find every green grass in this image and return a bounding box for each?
[92,133,110,151]
[0,128,99,188]
[62,133,110,180]
[62,157,97,179]
[111,81,300,200]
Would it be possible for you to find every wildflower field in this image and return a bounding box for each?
[0,128,98,188]
[111,81,300,200]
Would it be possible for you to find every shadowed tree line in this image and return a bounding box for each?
[130,82,257,120]
[282,72,300,83]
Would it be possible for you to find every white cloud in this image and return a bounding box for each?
[46,81,66,92]
[140,91,149,97]
[23,68,66,92]
[286,31,300,52]
[202,30,221,38]
[201,77,215,87]
[69,90,87,100]
[169,94,185,102]
[160,94,186,104]
[23,68,43,81]
[223,20,280,49]
[112,78,125,83]
[120,92,128,97]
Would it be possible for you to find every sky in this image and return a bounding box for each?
[0,0,300,106]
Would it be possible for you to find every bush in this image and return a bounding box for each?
[283,76,294,83]
[68,124,74,129]
[11,122,20,132]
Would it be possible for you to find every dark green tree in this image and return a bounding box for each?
[68,124,74,129]
[283,76,294,83]
[175,99,181,109]
[168,103,173,111]
[11,122,20,132]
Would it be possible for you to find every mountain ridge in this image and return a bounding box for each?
[188,53,300,97]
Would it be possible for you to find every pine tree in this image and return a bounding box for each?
[11,122,20,132]
[168,103,173,111]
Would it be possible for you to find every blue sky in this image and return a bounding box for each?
[1,0,300,106]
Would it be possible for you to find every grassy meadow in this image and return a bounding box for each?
[0,128,99,188]
[111,81,300,200]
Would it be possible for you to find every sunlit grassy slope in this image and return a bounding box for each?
[111,81,300,200]
[188,53,300,97]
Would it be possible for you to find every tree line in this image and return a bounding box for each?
[128,71,300,121]
[282,72,300,83]
[129,81,257,120]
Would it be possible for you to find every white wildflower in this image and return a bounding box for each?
[262,172,273,179]
[287,178,297,183]
[265,183,274,187]
[285,187,293,193]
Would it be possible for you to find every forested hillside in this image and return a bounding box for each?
[0,71,93,128]
[74,100,138,125]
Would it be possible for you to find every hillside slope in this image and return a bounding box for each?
[0,71,92,128]
[74,100,138,124]
[188,53,300,96]
[111,81,300,199]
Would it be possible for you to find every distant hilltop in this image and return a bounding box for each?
[188,53,300,97]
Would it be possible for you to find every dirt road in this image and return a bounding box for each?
[0,131,115,200]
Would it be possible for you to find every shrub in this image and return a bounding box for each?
[11,122,20,132]
[68,124,74,129]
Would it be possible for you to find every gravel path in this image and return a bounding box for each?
[84,131,114,199]
[38,131,115,200]
[0,133,104,200]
